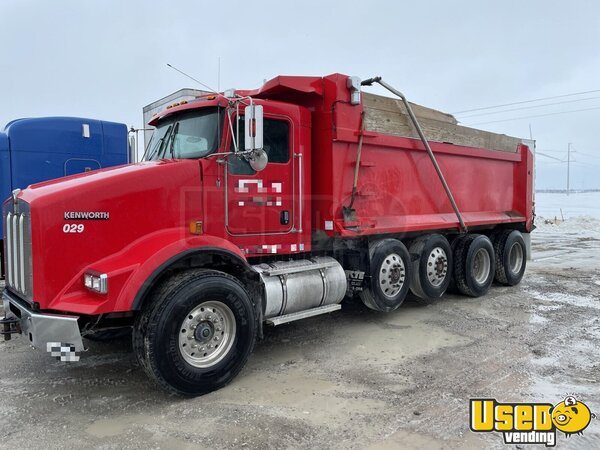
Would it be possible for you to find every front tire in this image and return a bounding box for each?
[133,270,257,396]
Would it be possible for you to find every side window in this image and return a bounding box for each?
[263,120,289,163]
[229,117,290,175]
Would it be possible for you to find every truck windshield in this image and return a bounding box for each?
[143,107,222,161]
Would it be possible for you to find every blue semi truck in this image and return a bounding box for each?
[0,116,132,275]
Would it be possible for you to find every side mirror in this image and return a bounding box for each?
[244,104,263,151]
[248,148,268,172]
[128,132,137,163]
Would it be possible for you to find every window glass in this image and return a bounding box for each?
[229,116,290,174]
[143,108,222,161]
[263,120,289,163]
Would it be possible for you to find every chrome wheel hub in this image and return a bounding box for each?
[508,242,523,274]
[194,321,214,342]
[178,301,236,368]
[379,253,405,298]
[426,247,448,287]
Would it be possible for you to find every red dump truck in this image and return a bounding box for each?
[2,74,534,396]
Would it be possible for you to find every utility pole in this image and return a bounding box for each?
[567,142,572,195]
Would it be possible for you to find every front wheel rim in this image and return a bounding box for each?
[178,301,236,368]
[472,248,491,284]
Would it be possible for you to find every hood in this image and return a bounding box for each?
[18,159,204,307]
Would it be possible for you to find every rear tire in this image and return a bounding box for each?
[409,234,452,301]
[359,239,412,312]
[133,270,257,396]
[446,235,465,294]
[493,229,526,285]
[453,234,495,297]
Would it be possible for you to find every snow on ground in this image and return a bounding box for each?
[532,192,600,271]
[535,191,600,220]
[534,192,600,239]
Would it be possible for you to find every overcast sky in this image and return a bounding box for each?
[1,0,599,189]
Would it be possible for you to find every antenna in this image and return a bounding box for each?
[218,57,221,92]
[528,123,533,140]
[166,63,219,94]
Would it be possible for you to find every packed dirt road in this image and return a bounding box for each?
[1,223,599,449]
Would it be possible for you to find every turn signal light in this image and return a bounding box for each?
[189,221,204,235]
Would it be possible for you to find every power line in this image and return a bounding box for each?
[536,159,600,169]
[574,150,600,159]
[536,152,564,162]
[457,95,600,119]
[539,148,600,157]
[452,89,600,114]
[572,160,600,169]
[466,106,600,126]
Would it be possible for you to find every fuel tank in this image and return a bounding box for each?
[253,256,347,319]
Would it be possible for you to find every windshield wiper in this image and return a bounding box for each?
[144,131,168,161]
[156,124,175,160]
[167,122,180,159]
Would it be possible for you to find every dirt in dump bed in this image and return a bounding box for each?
[362,92,522,153]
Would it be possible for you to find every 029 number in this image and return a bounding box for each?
[63,223,84,233]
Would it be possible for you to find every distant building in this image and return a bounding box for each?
[142,88,208,150]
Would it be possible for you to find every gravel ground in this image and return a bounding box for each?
[1,228,599,449]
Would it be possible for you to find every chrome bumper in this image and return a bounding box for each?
[2,289,84,354]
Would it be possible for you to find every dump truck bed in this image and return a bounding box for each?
[316,77,533,237]
[246,73,534,237]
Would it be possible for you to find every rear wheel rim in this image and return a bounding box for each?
[379,253,405,298]
[508,242,524,274]
[426,247,448,287]
[472,248,491,284]
[178,300,236,368]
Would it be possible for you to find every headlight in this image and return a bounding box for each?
[83,272,108,294]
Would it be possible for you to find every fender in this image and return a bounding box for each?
[128,244,258,312]
[47,228,255,315]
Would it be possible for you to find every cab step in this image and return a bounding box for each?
[265,304,342,326]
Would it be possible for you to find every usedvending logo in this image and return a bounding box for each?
[470,396,595,447]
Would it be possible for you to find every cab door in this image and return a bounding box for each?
[226,110,296,236]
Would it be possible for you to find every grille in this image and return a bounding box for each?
[3,201,33,300]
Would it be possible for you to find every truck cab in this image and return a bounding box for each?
[143,96,312,253]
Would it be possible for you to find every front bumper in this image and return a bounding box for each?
[2,289,84,355]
